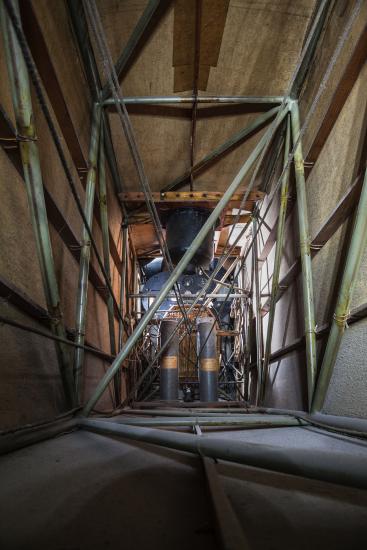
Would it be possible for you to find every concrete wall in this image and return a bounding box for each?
[254,1,367,417]
[0,3,131,430]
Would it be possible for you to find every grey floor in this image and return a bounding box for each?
[1,421,367,549]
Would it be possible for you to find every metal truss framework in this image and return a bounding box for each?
[0,0,366,418]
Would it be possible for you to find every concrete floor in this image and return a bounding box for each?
[1,423,367,549]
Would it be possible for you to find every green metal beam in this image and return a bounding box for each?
[0,0,74,407]
[290,101,317,409]
[161,106,280,192]
[290,0,330,98]
[118,225,128,351]
[83,109,288,416]
[74,104,101,400]
[101,0,166,101]
[261,117,291,400]
[252,217,263,405]
[312,165,367,412]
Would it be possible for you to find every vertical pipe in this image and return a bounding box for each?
[252,217,263,405]
[290,101,317,409]
[312,166,367,412]
[0,1,74,406]
[118,225,128,350]
[261,118,291,400]
[83,109,288,415]
[198,318,218,402]
[74,104,101,400]
[160,319,179,400]
[98,125,116,356]
[98,124,120,405]
[244,287,253,402]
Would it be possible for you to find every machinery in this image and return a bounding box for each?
[140,207,240,402]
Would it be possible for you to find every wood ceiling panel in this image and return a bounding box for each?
[98,0,315,194]
[173,0,230,91]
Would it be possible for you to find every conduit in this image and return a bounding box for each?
[80,418,367,490]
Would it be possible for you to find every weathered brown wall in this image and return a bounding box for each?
[0,1,132,430]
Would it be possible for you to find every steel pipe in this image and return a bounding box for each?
[290,101,317,409]
[198,318,218,402]
[83,108,288,415]
[312,166,367,412]
[120,108,289,407]
[4,1,125,331]
[101,0,163,101]
[74,104,101,400]
[112,415,306,428]
[162,105,280,192]
[80,418,367,490]
[252,217,263,405]
[160,319,179,400]
[98,125,120,405]
[0,0,74,406]
[119,409,250,417]
[103,95,284,106]
[261,117,291,400]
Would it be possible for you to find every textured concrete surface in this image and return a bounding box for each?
[324,318,367,418]
[0,431,217,550]
[1,427,367,550]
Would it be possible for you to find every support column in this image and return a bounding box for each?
[261,118,291,401]
[252,217,263,405]
[198,318,218,402]
[312,166,367,412]
[160,319,179,400]
[0,1,74,406]
[290,101,317,409]
[118,224,128,351]
[98,125,120,405]
[74,104,101,400]
[82,107,288,416]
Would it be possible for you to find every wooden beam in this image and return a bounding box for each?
[215,246,241,258]
[119,190,264,203]
[223,214,251,227]
[261,176,362,315]
[161,107,279,192]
